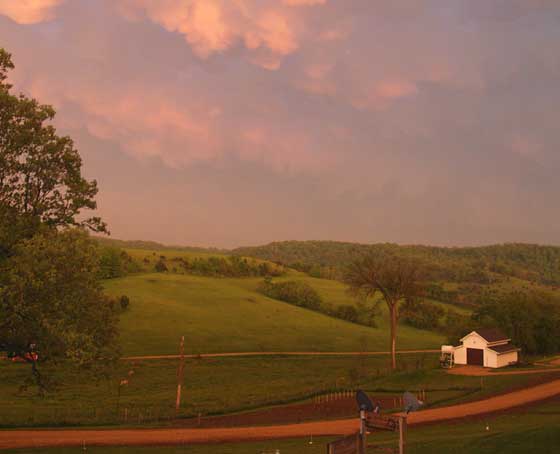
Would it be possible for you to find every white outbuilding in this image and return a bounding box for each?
[452,328,520,368]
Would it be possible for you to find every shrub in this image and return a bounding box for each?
[119,295,130,310]
[257,280,322,311]
[335,305,359,323]
[98,246,125,279]
[155,259,168,272]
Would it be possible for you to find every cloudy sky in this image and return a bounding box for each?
[1,1,559,248]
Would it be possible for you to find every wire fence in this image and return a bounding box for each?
[0,386,474,429]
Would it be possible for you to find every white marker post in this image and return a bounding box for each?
[175,336,185,415]
[359,409,366,454]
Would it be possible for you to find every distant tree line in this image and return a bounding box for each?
[95,248,286,279]
[442,289,560,356]
[94,237,227,255]
[233,241,560,287]
[160,255,285,278]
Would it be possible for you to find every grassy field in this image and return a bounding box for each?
[8,398,560,453]
[0,354,437,427]
[5,246,554,434]
[0,248,446,429]
[104,272,444,356]
[1,353,552,428]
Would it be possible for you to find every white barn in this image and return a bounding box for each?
[453,328,520,369]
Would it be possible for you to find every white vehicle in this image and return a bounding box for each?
[440,345,455,368]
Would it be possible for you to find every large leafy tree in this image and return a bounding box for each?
[0,229,119,389]
[473,291,560,355]
[345,253,422,369]
[0,48,116,389]
[0,48,106,259]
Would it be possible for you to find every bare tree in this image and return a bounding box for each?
[345,253,422,370]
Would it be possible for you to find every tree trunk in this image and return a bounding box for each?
[390,305,398,370]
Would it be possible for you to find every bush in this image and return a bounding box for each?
[119,295,130,310]
[257,279,379,328]
[257,280,322,311]
[98,246,125,279]
[335,305,359,323]
[154,259,168,272]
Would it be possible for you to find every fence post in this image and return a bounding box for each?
[399,416,407,454]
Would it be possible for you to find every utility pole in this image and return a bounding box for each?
[175,335,185,416]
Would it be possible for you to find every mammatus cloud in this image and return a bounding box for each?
[25,72,334,172]
[116,0,325,68]
[2,1,560,246]
[0,0,64,24]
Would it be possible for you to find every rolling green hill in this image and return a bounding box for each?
[104,272,444,356]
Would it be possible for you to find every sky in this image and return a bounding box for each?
[1,0,559,248]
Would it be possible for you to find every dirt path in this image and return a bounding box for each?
[122,350,440,361]
[447,365,560,376]
[2,379,560,450]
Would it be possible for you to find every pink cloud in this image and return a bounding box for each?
[0,0,64,24]
[510,135,542,158]
[298,61,336,95]
[347,79,418,111]
[116,0,322,68]
[375,80,418,100]
[23,70,333,173]
[283,0,327,6]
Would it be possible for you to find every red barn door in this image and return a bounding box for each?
[467,348,484,366]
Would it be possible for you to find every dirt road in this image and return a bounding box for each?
[122,350,440,361]
[2,378,559,450]
[447,365,560,376]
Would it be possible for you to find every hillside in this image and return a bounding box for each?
[104,271,443,356]
[233,241,560,284]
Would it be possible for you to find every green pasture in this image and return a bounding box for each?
[0,353,551,428]
[372,397,560,454]
[104,273,444,356]
[0,354,436,427]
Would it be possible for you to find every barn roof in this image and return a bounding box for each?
[473,328,510,343]
[487,343,520,354]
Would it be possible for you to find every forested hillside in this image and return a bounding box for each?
[234,241,560,284]
[94,237,227,255]
[233,241,560,308]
